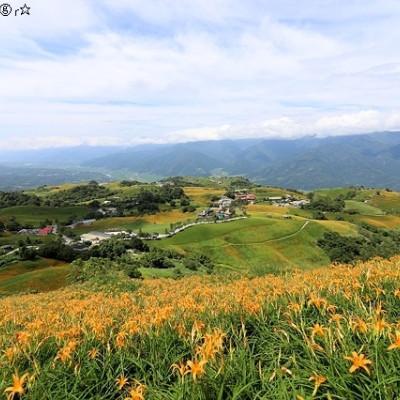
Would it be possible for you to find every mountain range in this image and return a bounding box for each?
[1,131,400,190]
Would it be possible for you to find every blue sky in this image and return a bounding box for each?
[1,0,400,149]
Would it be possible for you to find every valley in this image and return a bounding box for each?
[1,177,399,294]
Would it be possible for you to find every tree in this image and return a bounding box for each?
[37,238,77,262]
[312,210,327,220]
[67,257,142,284]
[19,246,37,261]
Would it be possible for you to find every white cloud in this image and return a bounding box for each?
[0,1,400,149]
[1,109,400,150]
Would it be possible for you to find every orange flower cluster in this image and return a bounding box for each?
[1,255,400,395]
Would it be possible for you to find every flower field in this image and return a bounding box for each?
[2,257,400,398]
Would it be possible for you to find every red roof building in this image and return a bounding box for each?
[38,226,53,236]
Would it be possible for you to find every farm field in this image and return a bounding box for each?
[0,205,89,226]
[1,256,400,398]
[73,210,196,235]
[0,264,69,294]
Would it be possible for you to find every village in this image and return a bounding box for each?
[0,188,310,257]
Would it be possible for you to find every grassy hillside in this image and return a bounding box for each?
[344,200,384,215]
[0,258,69,294]
[156,216,332,272]
[0,265,69,294]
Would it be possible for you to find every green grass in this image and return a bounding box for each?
[0,205,89,226]
[0,264,69,294]
[369,191,400,213]
[344,200,383,215]
[155,217,332,272]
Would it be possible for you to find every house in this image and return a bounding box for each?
[290,200,310,207]
[198,208,216,218]
[38,226,53,236]
[71,243,88,251]
[215,209,233,219]
[216,196,232,208]
[80,231,112,243]
[18,228,40,235]
[97,207,118,216]
[235,194,256,201]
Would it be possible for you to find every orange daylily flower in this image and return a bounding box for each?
[184,359,207,381]
[309,372,326,395]
[125,381,146,400]
[344,351,373,375]
[310,323,325,339]
[171,361,187,377]
[388,332,400,350]
[4,373,29,400]
[116,375,129,390]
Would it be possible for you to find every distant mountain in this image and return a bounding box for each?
[2,131,400,190]
[0,165,111,191]
[82,131,400,190]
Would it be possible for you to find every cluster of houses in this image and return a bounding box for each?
[197,193,256,220]
[197,208,233,219]
[18,226,55,236]
[265,195,309,208]
[80,231,113,244]
[234,193,256,201]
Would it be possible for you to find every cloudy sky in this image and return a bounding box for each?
[1,0,400,149]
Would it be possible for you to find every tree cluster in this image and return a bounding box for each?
[317,223,400,264]
[0,191,41,209]
[47,184,113,206]
[304,196,345,213]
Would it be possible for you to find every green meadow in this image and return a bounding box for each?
[155,216,333,273]
[344,200,384,215]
